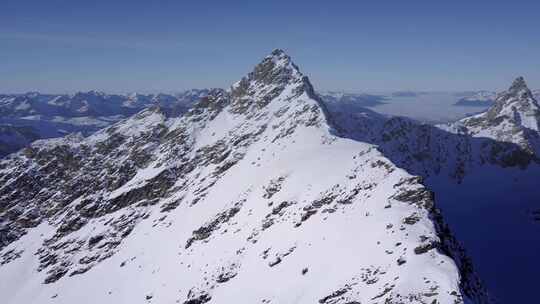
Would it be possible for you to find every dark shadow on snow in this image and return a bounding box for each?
[324,102,540,304]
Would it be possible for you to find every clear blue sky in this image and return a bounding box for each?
[1,0,539,93]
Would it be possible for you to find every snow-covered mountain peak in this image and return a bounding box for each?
[435,77,540,163]
[481,76,540,133]
[265,49,299,71]
[258,49,305,86]
[493,76,538,111]
[0,50,489,304]
[229,49,318,115]
[242,49,304,86]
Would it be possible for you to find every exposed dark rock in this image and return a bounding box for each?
[185,204,242,249]
[319,286,351,304]
[184,293,211,304]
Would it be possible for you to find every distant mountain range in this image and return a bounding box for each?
[0,90,210,118]
[0,89,210,156]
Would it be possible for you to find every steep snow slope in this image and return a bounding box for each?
[0,50,487,304]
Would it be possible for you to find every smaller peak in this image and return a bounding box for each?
[483,76,540,130]
[501,76,535,102]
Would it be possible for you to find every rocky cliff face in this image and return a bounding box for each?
[0,50,488,304]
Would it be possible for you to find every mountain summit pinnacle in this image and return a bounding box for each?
[508,76,534,98]
[229,49,318,114]
[249,49,304,86]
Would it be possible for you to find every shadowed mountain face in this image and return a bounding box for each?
[0,125,40,157]
[0,50,488,304]
[325,77,540,303]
